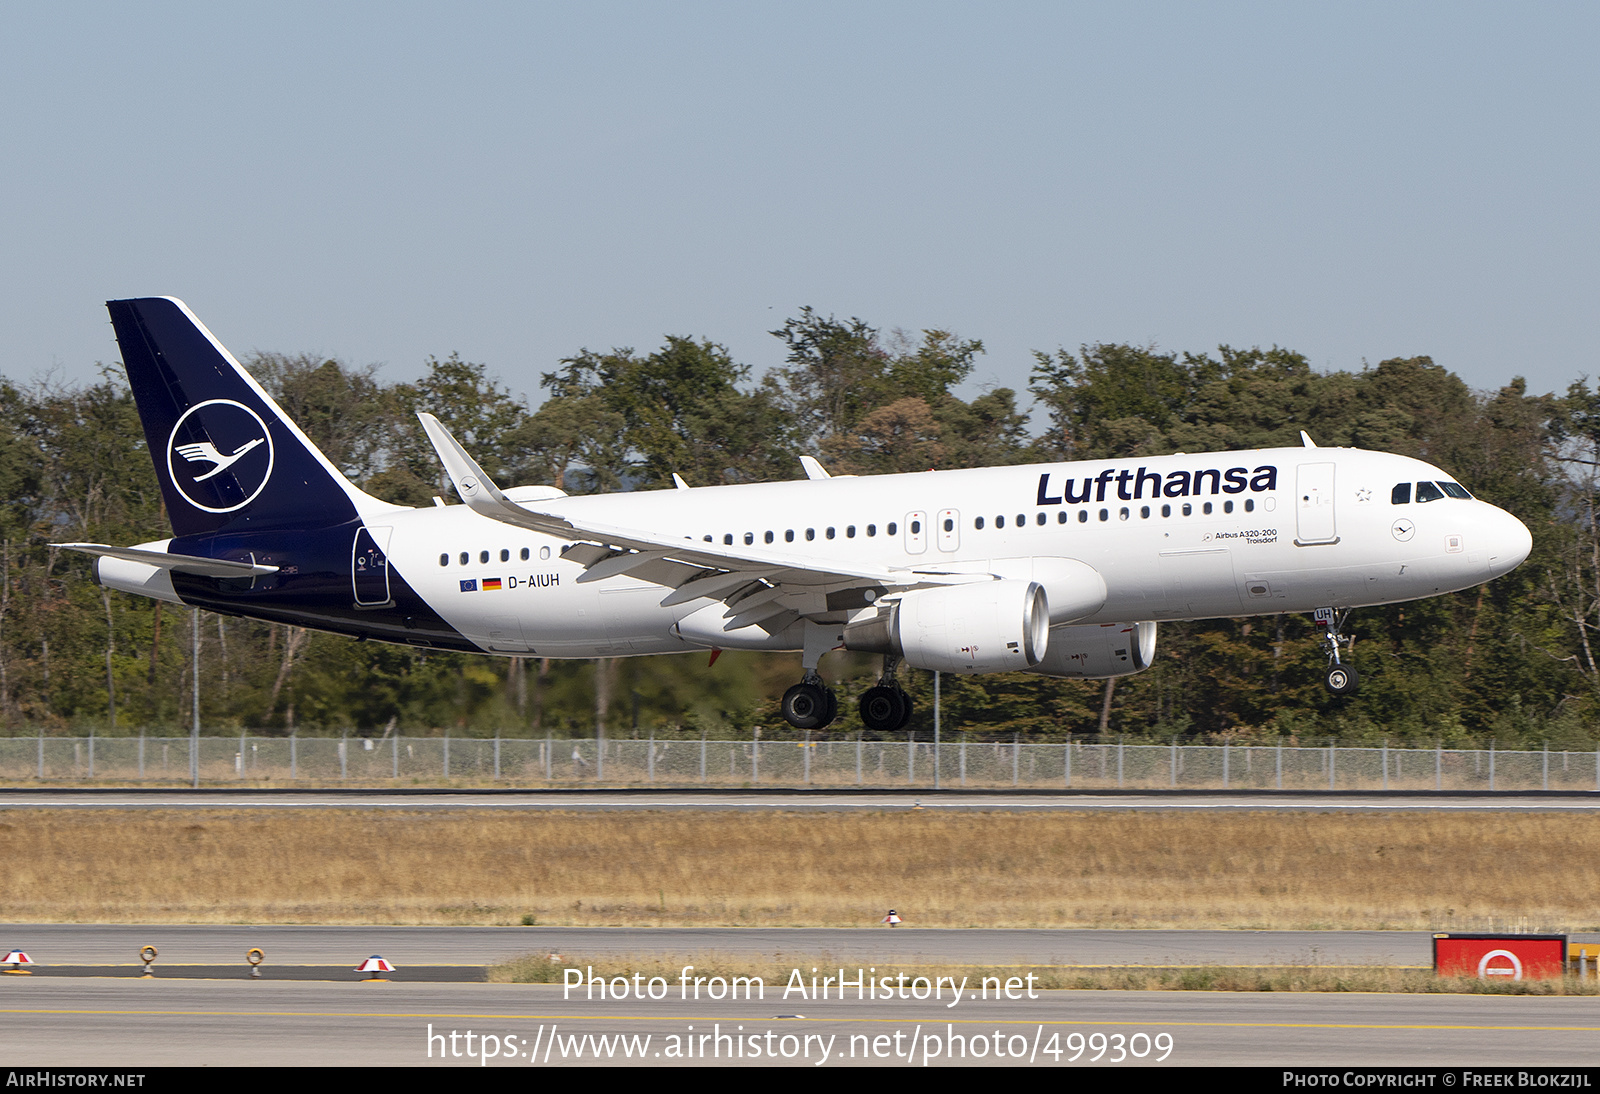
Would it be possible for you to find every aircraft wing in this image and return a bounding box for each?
[55,543,280,578]
[417,413,977,630]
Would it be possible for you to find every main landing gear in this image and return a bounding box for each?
[1315,606,1360,696]
[778,640,913,731]
[781,673,838,730]
[858,656,914,732]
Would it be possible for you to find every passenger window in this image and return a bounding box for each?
[942,518,953,533]
[1140,506,1150,518]
[1119,507,1129,521]
[724,534,733,545]
[540,546,551,560]
[520,547,530,560]
[1416,481,1445,503]
[996,515,1006,529]
[1099,509,1108,522]
[1161,504,1171,517]
[826,527,836,539]
[785,530,795,542]
[1035,512,1046,526]
[975,516,985,530]
[1057,511,1067,523]
[744,533,754,545]
[847,525,857,538]
[1223,501,1233,513]
[1182,504,1192,517]
[910,521,921,534]
[1078,510,1088,523]
[806,528,816,541]
[704,535,713,542]
[459,552,469,565]
[500,549,510,562]
[887,522,897,535]
[1015,513,1025,526]
[1392,483,1412,504]
[1202,502,1213,515]
[1244,499,1254,512]
[866,524,876,536]
[439,554,448,567]
[764,531,773,544]
[479,550,489,564]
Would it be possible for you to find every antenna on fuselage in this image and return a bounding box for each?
[799,455,831,480]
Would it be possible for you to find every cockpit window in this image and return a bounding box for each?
[1438,481,1473,499]
[1391,483,1412,504]
[1415,481,1445,503]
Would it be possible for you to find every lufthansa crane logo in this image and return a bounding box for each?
[165,400,275,514]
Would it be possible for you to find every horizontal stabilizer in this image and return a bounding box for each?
[55,543,279,578]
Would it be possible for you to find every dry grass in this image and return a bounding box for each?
[2,808,1598,929]
[489,952,1600,995]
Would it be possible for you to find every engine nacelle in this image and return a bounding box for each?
[843,579,1049,674]
[1026,620,1157,679]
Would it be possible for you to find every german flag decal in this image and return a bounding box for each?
[483,578,503,591]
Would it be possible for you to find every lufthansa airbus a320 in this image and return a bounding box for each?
[62,298,1533,731]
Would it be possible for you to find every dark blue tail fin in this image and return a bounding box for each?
[107,297,371,537]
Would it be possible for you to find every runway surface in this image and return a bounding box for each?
[12,925,1598,970]
[3,788,1600,810]
[4,978,1597,1066]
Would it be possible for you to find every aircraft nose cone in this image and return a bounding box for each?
[1486,507,1532,578]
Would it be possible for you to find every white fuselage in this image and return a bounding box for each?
[383,446,1531,659]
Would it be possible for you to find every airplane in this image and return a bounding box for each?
[60,297,1534,731]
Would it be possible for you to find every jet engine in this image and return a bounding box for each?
[1026,621,1157,679]
[842,579,1049,674]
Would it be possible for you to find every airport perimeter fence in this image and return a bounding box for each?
[1,734,1598,791]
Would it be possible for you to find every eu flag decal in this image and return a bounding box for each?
[483,578,503,591]
[460,579,477,592]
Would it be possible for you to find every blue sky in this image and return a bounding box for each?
[4,2,1596,410]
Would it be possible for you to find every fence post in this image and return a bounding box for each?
[1276,738,1282,790]
[37,733,43,780]
[238,728,246,780]
[340,730,347,781]
[1489,739,1495,791]
[1064,735,1070,789]
[88,729,94,779]
[1222,742,1228,790]
[803,733,810,784]
[1012,734,1019,787]
[649,734,655,783]
[138,732,145,781]
[1328,738,1335,791]
[392,733,398,780]
[444,730,450,781]
[856,737,862,786]
[1543,741,1549,792]
[751,738,758,784]
[1382,738,1388,791]
[700,735,706,783]
[291,732,297,781]
[1171,737,1177,788]
[962,737,968,787]
[1437,740,1442,791]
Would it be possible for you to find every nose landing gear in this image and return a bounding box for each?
[1315,607,1360,696]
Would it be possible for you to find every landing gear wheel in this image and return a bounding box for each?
[782,683,830,729]
[1324,664,1360,696]
[859,686,906,732]
[822,687,838,728]
[893,689,913,730]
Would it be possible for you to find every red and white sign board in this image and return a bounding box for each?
[1433,934,1567,980]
